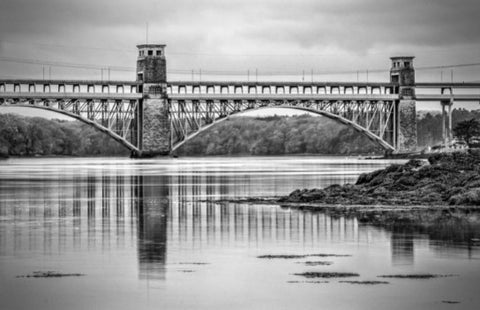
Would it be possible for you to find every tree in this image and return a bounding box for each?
[453,118,480,148]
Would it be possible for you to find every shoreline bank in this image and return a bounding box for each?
[281,150,480,206]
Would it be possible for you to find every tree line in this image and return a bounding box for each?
[175,114,382,156]
[0,114,128,157]
[417,109,480,147]
[1,108,479,157]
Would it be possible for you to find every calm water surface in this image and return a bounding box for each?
[0,156,479,310]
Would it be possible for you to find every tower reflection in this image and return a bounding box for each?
[134,175,169,280]
[391,232,414,265]
[1,162,479,285]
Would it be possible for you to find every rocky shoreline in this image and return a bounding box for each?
[211,151,480,238]
[281,150,480,206]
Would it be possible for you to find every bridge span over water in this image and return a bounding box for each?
[1,44,480,156]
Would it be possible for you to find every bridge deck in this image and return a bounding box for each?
[1,79,480,102]
[168,94,400,101]
[0,92,143,100]
[167,81,396,87]
[0,79,140,85]
[415,94,480,101]
[416,82,480,88]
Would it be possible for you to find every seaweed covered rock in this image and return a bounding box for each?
[283,150,480,206]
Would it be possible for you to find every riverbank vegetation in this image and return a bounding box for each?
[175,114,381,156]
[282,150,480,206]
[1,108,479,157]
[0,114,128,157]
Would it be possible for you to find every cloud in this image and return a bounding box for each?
[239,0,480,51]
[1,0,480,80]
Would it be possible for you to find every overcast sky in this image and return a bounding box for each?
[1,0,480,116]
[1,0,480,82]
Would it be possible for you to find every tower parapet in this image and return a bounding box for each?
[390,56,415,98]
[136,44,167,84]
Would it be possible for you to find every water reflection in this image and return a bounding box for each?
[391,233,414,265]
[134,175,169,280]
[1,158,479,284]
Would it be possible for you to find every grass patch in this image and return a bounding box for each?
[17,271,85,278]
[287,280,329,284]
[294,272,359,279]
[340,280,389,285]
[177,262,210,265]
[377,274,456,279]
[258,253,350,259]
[300,261,334,266]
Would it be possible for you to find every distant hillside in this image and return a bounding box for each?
[174,114,383,156]
[2,108,479,157]
[0,114,128,157]
[417,109,480,148]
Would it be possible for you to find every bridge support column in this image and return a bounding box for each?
[390,56,417,153]
[441,99,454,146]
[132,43,171,158]
[396,99,418,153]
[135,95,171,157]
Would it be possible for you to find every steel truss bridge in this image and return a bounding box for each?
[1,79,480,155]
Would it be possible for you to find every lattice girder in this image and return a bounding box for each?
[0,98,140,151]
[170,99,396,152]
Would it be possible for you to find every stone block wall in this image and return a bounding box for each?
[396,99,418,153]
[137,58,167,83]
[140,97,171,156]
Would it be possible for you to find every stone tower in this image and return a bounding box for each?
[134,44,171,157]
[390,56,417,153]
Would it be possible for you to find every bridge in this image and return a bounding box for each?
[1,44,480,156]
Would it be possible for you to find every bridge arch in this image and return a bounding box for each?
[171,105,394,153]
[0,104,138,152]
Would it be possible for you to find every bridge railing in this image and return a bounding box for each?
[0,80,142,99]
[415,82,480,101]
[166,82,397,97]
[168,94,400,101]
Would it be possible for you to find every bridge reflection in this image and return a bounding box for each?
[1,170,479,281]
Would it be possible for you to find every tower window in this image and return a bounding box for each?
[404,61,410,67]
[149,86,162,95]
[391,74,399,83]
[156,50,162,56]
[148,50,153,56]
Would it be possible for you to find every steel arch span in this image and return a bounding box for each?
[0,99,140,153]
[169,99,397,153]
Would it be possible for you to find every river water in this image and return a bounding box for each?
[0,156,479,310]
